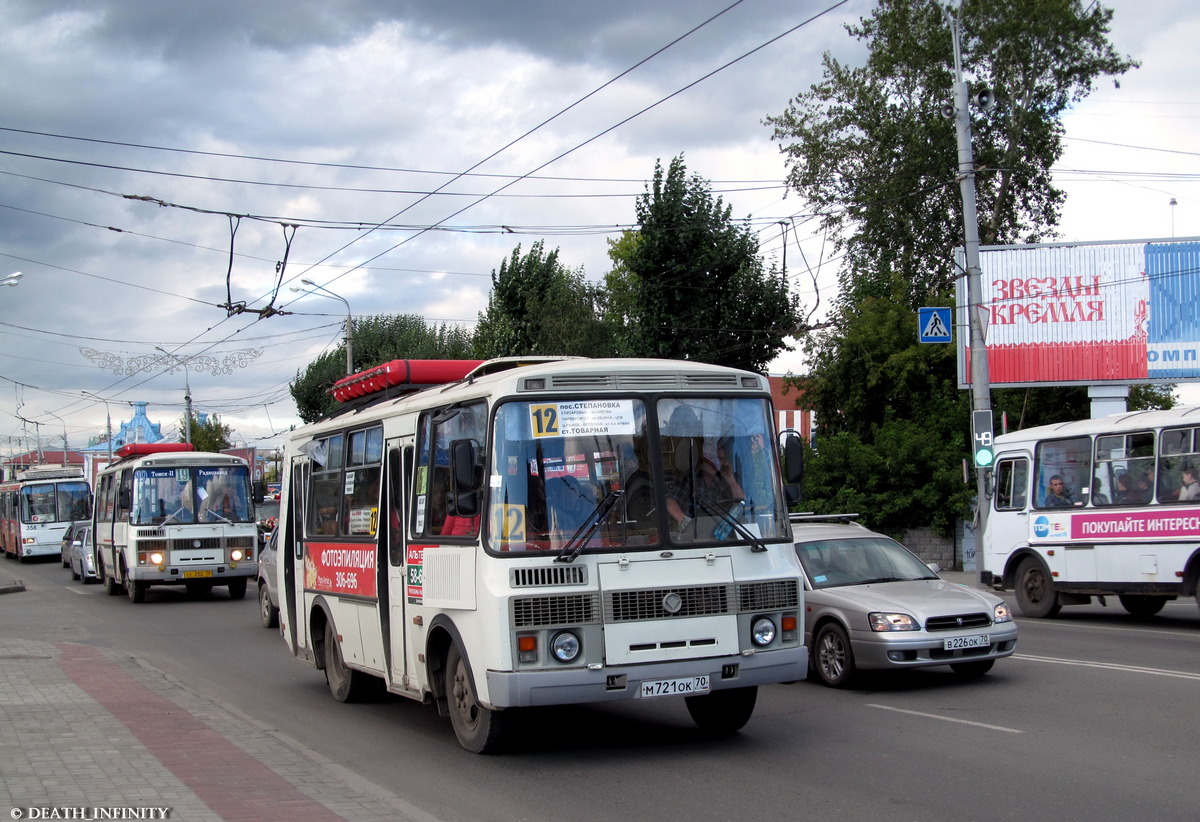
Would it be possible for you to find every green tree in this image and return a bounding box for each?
[619,156,800,372]
[765,0,1137,308]
[181,412,234,453]
[475,241,615,360]
[290,314,475,422]
[769,1,1141,536]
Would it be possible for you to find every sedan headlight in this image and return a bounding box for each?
[993,601,1013,624]
[868,612,920,632]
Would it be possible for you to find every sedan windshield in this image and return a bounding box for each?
[796,536,939,589]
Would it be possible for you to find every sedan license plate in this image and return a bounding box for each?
[640,675,710,698]
[183,570,213,579]
[943,634,990,651]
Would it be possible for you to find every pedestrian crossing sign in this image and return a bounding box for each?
[918,307,952,343]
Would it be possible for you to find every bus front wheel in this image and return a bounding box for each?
[446,642,512,754]
[100,559,122,596]
[1015,557,1060,618]
[685,686,758,735]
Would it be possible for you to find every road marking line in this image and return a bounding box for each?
[1013,653,1200,680]
[867,704,1023,733]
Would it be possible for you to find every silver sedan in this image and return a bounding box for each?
[793,517,1018,688]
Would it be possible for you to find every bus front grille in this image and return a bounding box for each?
[512,593,601,628]
[605,584,734,622]
[738,579,800,611]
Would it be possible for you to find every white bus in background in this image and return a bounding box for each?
[92,443,259,603]
[982,406,1200,618]
[0,466,91,561]
[276,357,806,753]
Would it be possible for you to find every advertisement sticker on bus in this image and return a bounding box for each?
[304,541,377,598]
[529,400,636,438]
[406,544,426,603]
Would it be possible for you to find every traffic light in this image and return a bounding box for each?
[972,410,994,468]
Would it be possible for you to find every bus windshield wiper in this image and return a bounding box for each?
[697,498,766,552]
[554,490,624,564]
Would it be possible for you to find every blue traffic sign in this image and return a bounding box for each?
[918,307,952,343]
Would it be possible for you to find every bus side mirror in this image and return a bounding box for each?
[450,438,481,518]
[780,430,804,506]
[253,480,265,504]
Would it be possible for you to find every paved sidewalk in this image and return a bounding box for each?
[0,631,441,822]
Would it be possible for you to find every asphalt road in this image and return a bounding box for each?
[5,557,1199,822]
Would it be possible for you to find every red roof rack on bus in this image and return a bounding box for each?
[330,359,485,403]
[115,443,197,459]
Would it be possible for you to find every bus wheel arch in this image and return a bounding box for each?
[1014,553,1061,618]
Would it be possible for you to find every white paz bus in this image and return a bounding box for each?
[92,443,259,603]
[276,357,807,753]
[982,406,1200,618]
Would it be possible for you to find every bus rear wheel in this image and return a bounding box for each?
[685,686,758,735]
[1015,557,1060,618]
[446,642,512,754]
[323,622,376,704]
[1118,595,1168,617]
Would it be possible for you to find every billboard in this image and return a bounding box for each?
[957,238,1200,387]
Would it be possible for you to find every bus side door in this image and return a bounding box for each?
[385,442,419,695]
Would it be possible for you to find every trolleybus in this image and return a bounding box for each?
[92,443,259,602]
[0,466,91,561]
[982,406,1200,618]
[276,357,806,752]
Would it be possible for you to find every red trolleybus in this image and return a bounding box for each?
[0,466,91,561]
[276,357,806,752]
[983,406,1200,618]
[92,443,259,603]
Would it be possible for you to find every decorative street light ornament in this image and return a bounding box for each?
[80,347,263,375]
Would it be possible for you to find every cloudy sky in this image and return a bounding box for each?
[1,0,1197,456]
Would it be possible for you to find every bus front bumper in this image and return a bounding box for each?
[484,647,807,709]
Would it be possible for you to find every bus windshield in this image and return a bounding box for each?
[19,481,91,524]
[131,465,253,525]
[487,396,786,553]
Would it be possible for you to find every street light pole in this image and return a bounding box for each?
[945,4,994,532]
[81,391,113,461]
[155,347,193,444]
[2,272,23,288]
[293,279,354,375]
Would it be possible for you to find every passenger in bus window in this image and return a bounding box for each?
[1178,465,1200,501]
[1090,479,1109,506]
[1043,475,1074,507]
[1113,473,1136,504]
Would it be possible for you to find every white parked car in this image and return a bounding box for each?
[792,515,1018,687]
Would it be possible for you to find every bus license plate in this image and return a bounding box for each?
[183,570,213,579]
[943,634,990,651]
[640,675,710,698]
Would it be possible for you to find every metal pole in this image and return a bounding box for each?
[946,5,993,526]
[81,391,113,462]
[155,347,193,444]
[298,279,354,375]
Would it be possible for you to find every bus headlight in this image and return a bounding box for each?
[230,549,245,562]
[149,552,164,566]
[550,631,581,663]
[751,617,776,647]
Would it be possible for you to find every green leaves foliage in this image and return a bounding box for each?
[617,156,800,372]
